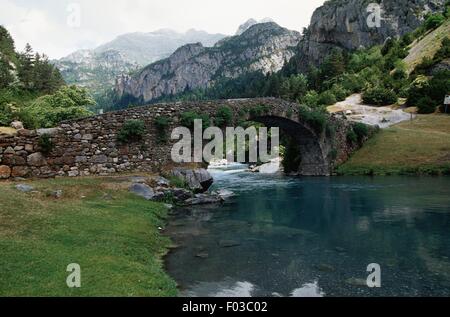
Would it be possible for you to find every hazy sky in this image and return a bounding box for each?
[0,0,326,59]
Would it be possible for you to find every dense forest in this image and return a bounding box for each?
[0,26,94,129]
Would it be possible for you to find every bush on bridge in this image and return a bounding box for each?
[298,105,328,134]
[117,120,145,143]
[180,111,211,130]
[38,134,54,155]
[249,104,271,117]
[154,116,171,143]
[214,106,233,127]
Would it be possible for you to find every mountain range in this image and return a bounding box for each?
[114,22,301,105]
[53,28,228,103]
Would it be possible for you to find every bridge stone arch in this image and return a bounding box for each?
[249,114,329,176]
[0,98,355,179]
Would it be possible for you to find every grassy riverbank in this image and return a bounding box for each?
[0,177,178,296]
[337,114,450,176]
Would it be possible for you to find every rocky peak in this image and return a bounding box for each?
[235,18,276,35]
[292,0,446,72]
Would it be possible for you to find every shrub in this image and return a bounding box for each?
[214,106,233,127]
[339,73,365,93]
[330,84,349,102]
[0,102,16,126]
[301,90,320,108]
[353,123,369,142]
[154,116,171,143]
[117,120,145,143]
[408,71,450,110]
[392,68,407,80]
[38,134,54,155]
[249,104,271,117]
[180,111,210,130]
[24,86,95,128]
[298,106,328,134]
[400,33,414,47]
[433,37,450,64]
[416,96,438,114]
[347,130,358,144]
[423,13,445,31]
[318,90,337,106]
[381,38,396,56]
[363,86,398,105]
[413,56,435,75]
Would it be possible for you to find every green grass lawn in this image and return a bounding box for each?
[0,177,178,296]
[337,114,450,175]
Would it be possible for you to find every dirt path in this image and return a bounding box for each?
[328,94,414,129]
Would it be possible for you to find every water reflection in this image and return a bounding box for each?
[165,167,450,297]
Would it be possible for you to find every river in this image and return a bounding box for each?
[165,165,450,297]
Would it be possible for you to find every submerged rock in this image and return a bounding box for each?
[195,252,209,259]
[345,278,367,287]
[219,240,241,248]
[315,264,336,272]
[184,193,222,206]
[213,189,235,200]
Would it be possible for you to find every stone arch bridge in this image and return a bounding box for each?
[0,98,357,180]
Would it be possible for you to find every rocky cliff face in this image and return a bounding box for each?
[54,29,227,105]
[115,22,301,103]
[292,0,445,72]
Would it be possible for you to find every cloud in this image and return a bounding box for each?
[0,0,325,59]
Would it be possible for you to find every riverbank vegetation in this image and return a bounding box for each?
[337,115,450,176]
[0,177,178,296]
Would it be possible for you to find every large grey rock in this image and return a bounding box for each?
[171,188,194,202]
[129,183,155,200]
[172,168,214,193]
[27,153,47,167]
[15,184,34,193]
[10,121,24,130]
[37,128,62,136]
[149,176,171,187]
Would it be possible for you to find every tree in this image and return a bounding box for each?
[34,53,64,93]
[0,26,17,89]
[320,49,346,81]
[280,74,308,101]
[17,43,35,90]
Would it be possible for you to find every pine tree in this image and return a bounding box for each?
[0,26,17,89]
[18,43,35,90]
